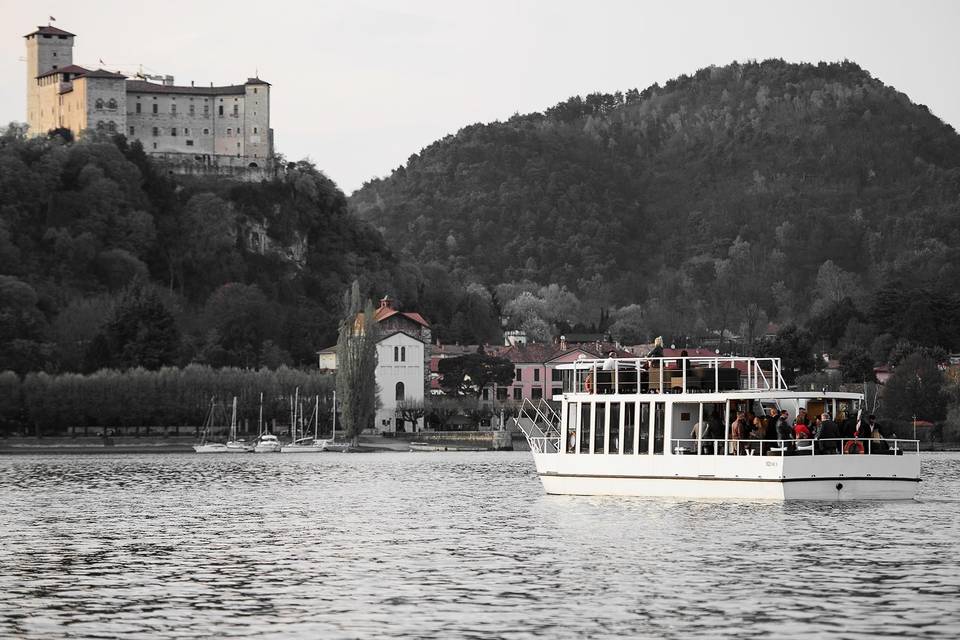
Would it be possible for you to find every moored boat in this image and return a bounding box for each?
[515,354,920,501]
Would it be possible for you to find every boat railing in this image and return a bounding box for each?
[515,397,561,454]
[560,356,787,395]
[667,437,920,457]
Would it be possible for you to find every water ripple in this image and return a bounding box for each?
[1,452,958,639]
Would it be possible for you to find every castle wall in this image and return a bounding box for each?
[25,31,74,134]
[126,91,231,156]
[83,78,127,135]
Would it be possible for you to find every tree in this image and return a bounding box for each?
[838,346,875,383]
[395,399,427,433]
[92,280,179,370]
[764,324,819,384]
[883,353,947,424]
[336,281,378,446]
[437,350,515,397]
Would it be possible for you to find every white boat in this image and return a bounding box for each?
[194,398,250,453]
[224,397,252,453]
[281,394,326,453]
[515,354,920,501]
[253,433,282,453]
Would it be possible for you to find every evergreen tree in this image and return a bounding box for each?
[335,281,378,446]
[96,280,179,370]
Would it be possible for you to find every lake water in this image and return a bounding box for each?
[1,451,959,639]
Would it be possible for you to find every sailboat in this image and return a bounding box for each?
[281,394,324,453]
[225,396,253,453]
[253,391,282,453]
[194,398,230,453]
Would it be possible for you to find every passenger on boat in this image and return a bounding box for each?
[750,415,766,455]
[795,407,810,427]
[868,415,889,452]
[730,411,747,455]
[794,420,813,451]
[691,418,713,454]
[568,430,577,453]
[775,410,794,448]
[815,413,840,453]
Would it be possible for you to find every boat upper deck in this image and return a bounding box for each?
[555,355,787,396]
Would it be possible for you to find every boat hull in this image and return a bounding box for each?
[532,452,920,501]
[193,443,229,453]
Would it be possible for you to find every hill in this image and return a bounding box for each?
[0,129,403,373]
[350,60,960,352]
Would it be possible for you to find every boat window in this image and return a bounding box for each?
[638,403,650,454]
[579,403,590,454]
[623,402,636,454]
[608,402,620,454]
[653,402,665,454]
[594,403,606,454]
[567,402,577,453]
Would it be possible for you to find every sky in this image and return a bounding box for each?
[2,0,959,193]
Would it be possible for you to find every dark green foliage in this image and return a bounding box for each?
[763,324,819,384]
[437,350,516,397]
[0,127,408,370]
[838,346,876,383]
[14,365,333,434]
[90,280,179,371]
[883,353,947,422]
[351,59,960,351]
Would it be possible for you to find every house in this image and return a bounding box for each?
[320,296,430,434]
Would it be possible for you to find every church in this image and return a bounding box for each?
[24,24,273,175]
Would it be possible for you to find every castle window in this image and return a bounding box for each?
[203,128,209,135]
[218,105,223,116]
[136,103,141,114]
[227,128,232,135]
[170,103,177,115]
[107,99,117,110]
[96,121,105,131]
[253,88,257,94]
[52,52,57,57]
[129,126,135,136]
[152,103,158,114]
[184,128,189,135]
[203,104,209,116]
[170,128,177,136]
[189,104,195,116]
[232,104,239,116]
[152,142,157,149]
[95,98,104,109]
[253,127,258,133]
[107,121,117,133]
[152,127,158,136]
[52,65,58,70]
[186,140,194,146]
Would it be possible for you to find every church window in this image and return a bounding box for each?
[401,346,406,362]
[394,346,399,362]
[95,98,104,109]
[136,103,141,114]
[107,98,117,110]
[395,382,405,403]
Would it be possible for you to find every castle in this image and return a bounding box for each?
[24,24,273,176]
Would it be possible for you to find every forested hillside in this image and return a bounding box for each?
[351,60,960,357]
[0,128,405,374]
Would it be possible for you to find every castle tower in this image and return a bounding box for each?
[24,25,75,134]
[242,78,272,167]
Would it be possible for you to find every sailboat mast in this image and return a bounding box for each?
[314,395,319,440]
[258,392,263,436]
[294,386,300,441]
[230,396,237,442]
[332,390,337,442]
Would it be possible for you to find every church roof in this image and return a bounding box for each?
[125,79,247,96]
[24,26,76,38]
